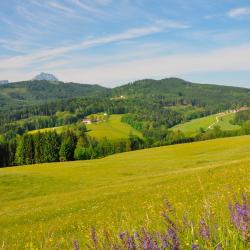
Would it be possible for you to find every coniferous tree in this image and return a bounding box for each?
[15,136,25,165]
[43,131,60,162]
[59,131,77,161]
[7,139,17,166]
[33,132,43,163]
[23,134,34,165]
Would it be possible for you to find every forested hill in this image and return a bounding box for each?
[1,78,249,111]
[0,80,108,110]
[112,78,250,107]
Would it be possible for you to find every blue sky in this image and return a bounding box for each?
[0,0,250,87]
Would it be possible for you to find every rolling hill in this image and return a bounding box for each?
[171,111,241,136]
[0,135,249,249]
[28,114,143,140]
[112,78,250,108]
[1,78,250,113]
[0,80,108,110]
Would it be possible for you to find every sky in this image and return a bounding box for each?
[0,0,250,87]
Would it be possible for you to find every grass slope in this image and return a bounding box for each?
[28,126,67,135]
[86,114,143,139]
[171,112,240,136]
[28,115,142,140]
[0,136,249,249]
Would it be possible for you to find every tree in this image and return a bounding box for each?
[23,134,34,165]
[0,142,8,167]
[7,139,17,166]
[33,132,43,163]
[15,136,25,165]
[43,131,60,162]
[15,134,34,165]
[59,131,77,161]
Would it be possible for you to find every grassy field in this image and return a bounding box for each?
[0,136,249,249]
[86,114,143,139]
[171,112,240,136]
[28,115,142,140]
[28,126,67,135]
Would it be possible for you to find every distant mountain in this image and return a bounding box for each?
[0,80,108,109]
[33,72,59,81]
[0,80,9,85]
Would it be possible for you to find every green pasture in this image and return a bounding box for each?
[86,114,143,139]
[171,112,240,136]
[28,114,142,140]
[28,126,67,135]
[0,136,249,249]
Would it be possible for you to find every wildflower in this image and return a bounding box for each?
[228,193,250,241]
[168,228,180,250]
[191,244,199,250]
[157,232,168,249]
[72,240,80,250]
[91,227,98,249]
[199,219,210,241]
[215,242,222,250]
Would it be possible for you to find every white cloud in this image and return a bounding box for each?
[48,1,74,13]
[2,44,250,87]
[52,44,250,86]
[0,20,188,70]
[69,0,105,14]
[228,7,250,18]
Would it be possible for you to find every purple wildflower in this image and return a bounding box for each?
[119,232,136,250]
[164,198,175,214]
[228,193,250,241]
[191,244,199,250]
[215,242,222,250]
[91,227,98,249]
[168,228,181,250]
[126,235,136,250]
[199,219,210,241]
[72,240,80,250]
[162,205,180,250]
[156,233,168,249]
[142,232,153,249]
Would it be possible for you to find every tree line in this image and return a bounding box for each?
[0,124,144,167]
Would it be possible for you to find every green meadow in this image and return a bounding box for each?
[171,112,240,136]
[86,114,143,139]
[28,126,67,135]
[0,135,249,249]
[28,114,142,140]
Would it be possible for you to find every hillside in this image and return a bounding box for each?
[0,80,108,110]
[1,78,250,113]
[112,78,250,109]
[86,114,143,139]
[0,135,249,249]
[171,111,241,136]
[28,114,143,140]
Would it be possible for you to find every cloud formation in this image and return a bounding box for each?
[1,44,250,86]
[228,7,250,18]
[52,44,250,85]
[0,20,189,70]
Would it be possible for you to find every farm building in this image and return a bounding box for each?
[82,118,92,125]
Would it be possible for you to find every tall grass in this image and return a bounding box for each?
[73,194,249,249]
